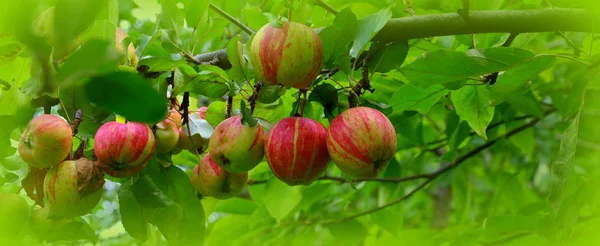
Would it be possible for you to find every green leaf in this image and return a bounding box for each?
[488,55,555,105]
[319,8,358,67]
[263,178,302,222]
[326,219,368,245]
[350,8,392,58]
[257,84,286,104]
[368,41,409,73]
[159,0,184,35]
[56,40,120,86]
[46,218,99,244]
[159,29,182,53]
[183,113,214,139]
[451,86,494,139]
[213,197,258,215]
[140,57,185,73]
[244,6,268,30]
[401,48,535,88]
[54,0,106,50]
[308,83,339,121]
[131,172,175,208]
[84,71,168,124]
[184,0,209,29]
[177,65,230,98]
[205,101,227,127]
[226,35,247,83]
[549,112,580,211]
[505,92,544,118]
[240,100,258,127]
[390,84,448,114]
[118,182,149,241]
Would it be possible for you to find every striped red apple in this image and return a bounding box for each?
[327,107,397,178]
[190,153,247,199]
[208,116,265,173]
[94,121,155,178]
[250,21,323,89]
[18,114,73,168]
[265,117,330,185]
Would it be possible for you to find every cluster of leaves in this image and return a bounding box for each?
[0,0,599,245]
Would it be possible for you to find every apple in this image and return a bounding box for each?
[94,121,155,177]
[18,114,73,168]
[326,107,397,178]
[250,21,323,89]
[43,158,104,218]
[190,153,247,199]
[154,111,181,153]
[0,193,28,241]
[265,117,330,185]
[208,116,265,173]
[197,106,208,119]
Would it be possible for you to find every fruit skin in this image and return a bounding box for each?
[154,113,180,154]
[326,107,397,178]
[43,158,105,218]
[0,193,28,241]
[190,153,247,199]
[18,114,73,168]
[197,106,208,119]
[250,21,323,89]
[208,116,265,173]
[265,117,330,185]
[94,121,155,178]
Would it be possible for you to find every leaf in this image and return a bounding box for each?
[244,6,268,30]
[205,101,227,127]
[84,71,168,124]
[177,65,230,98]
[326,219,368,245]
[257,84,286,104]
[350,8,392,58]
[308,83,339,121]
[159,0,184,36]
[118,182,149,241]
[46,219,99,244]
[505,92,544,118]
[390,84,448,114]
[184,0,209,29]
[58,81,111,139]
[213,197,258,215]
[54,0,106,50]
[139,57,185,72]
[549,113,580,211]
[183,113,214,139]
[318,8,358,66]
[56,40,120,86]
[226,35,247,82]
[263,178,302,222]
[451,86,494,139]
[488,55,555,105]
[160,29,182,53]
[131,173,175,208]
[401,47,535,88]
[240,100,258,127]
[368,41,409,73]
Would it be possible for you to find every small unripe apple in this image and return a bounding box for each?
[154,113,180,154]
[94,121,155,178]
[43,158,104,218]
[190,153,247,199]
[250,21,323,89]
[19,114,73,168]
[209,116,265,173]
[0,193,28,240]
[265,117,330,185]
[327,107,397,178]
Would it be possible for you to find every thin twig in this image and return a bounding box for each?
[314,0,339,15]
[226,95,233,118]
[209,3,255,35]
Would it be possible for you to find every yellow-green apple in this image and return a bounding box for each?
[43,158,104,218]
[265,117,330,185]
[326,107,397,178]
[250,21,323,89]
[0,193,28,241]
[28,207,69,240]
[154,110,181,153]
[208,116,265,172]
[94,121,155,177]
[18,114,73,168]
[190,153,247,199]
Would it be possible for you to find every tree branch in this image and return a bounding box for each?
[314,0,339,15]
[323,118,541,224]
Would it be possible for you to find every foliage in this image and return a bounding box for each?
[0,0,599,245]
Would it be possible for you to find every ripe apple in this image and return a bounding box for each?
[43,158,104,218]
[250,21,323,89]
[326,107,397,178]
[197,106,208,119]
[190,153,247,199]
[0,193,28,241]
[18,114,73,168]
[208,116,265,173]
[265,117,330,185]
[94,121,155,178]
